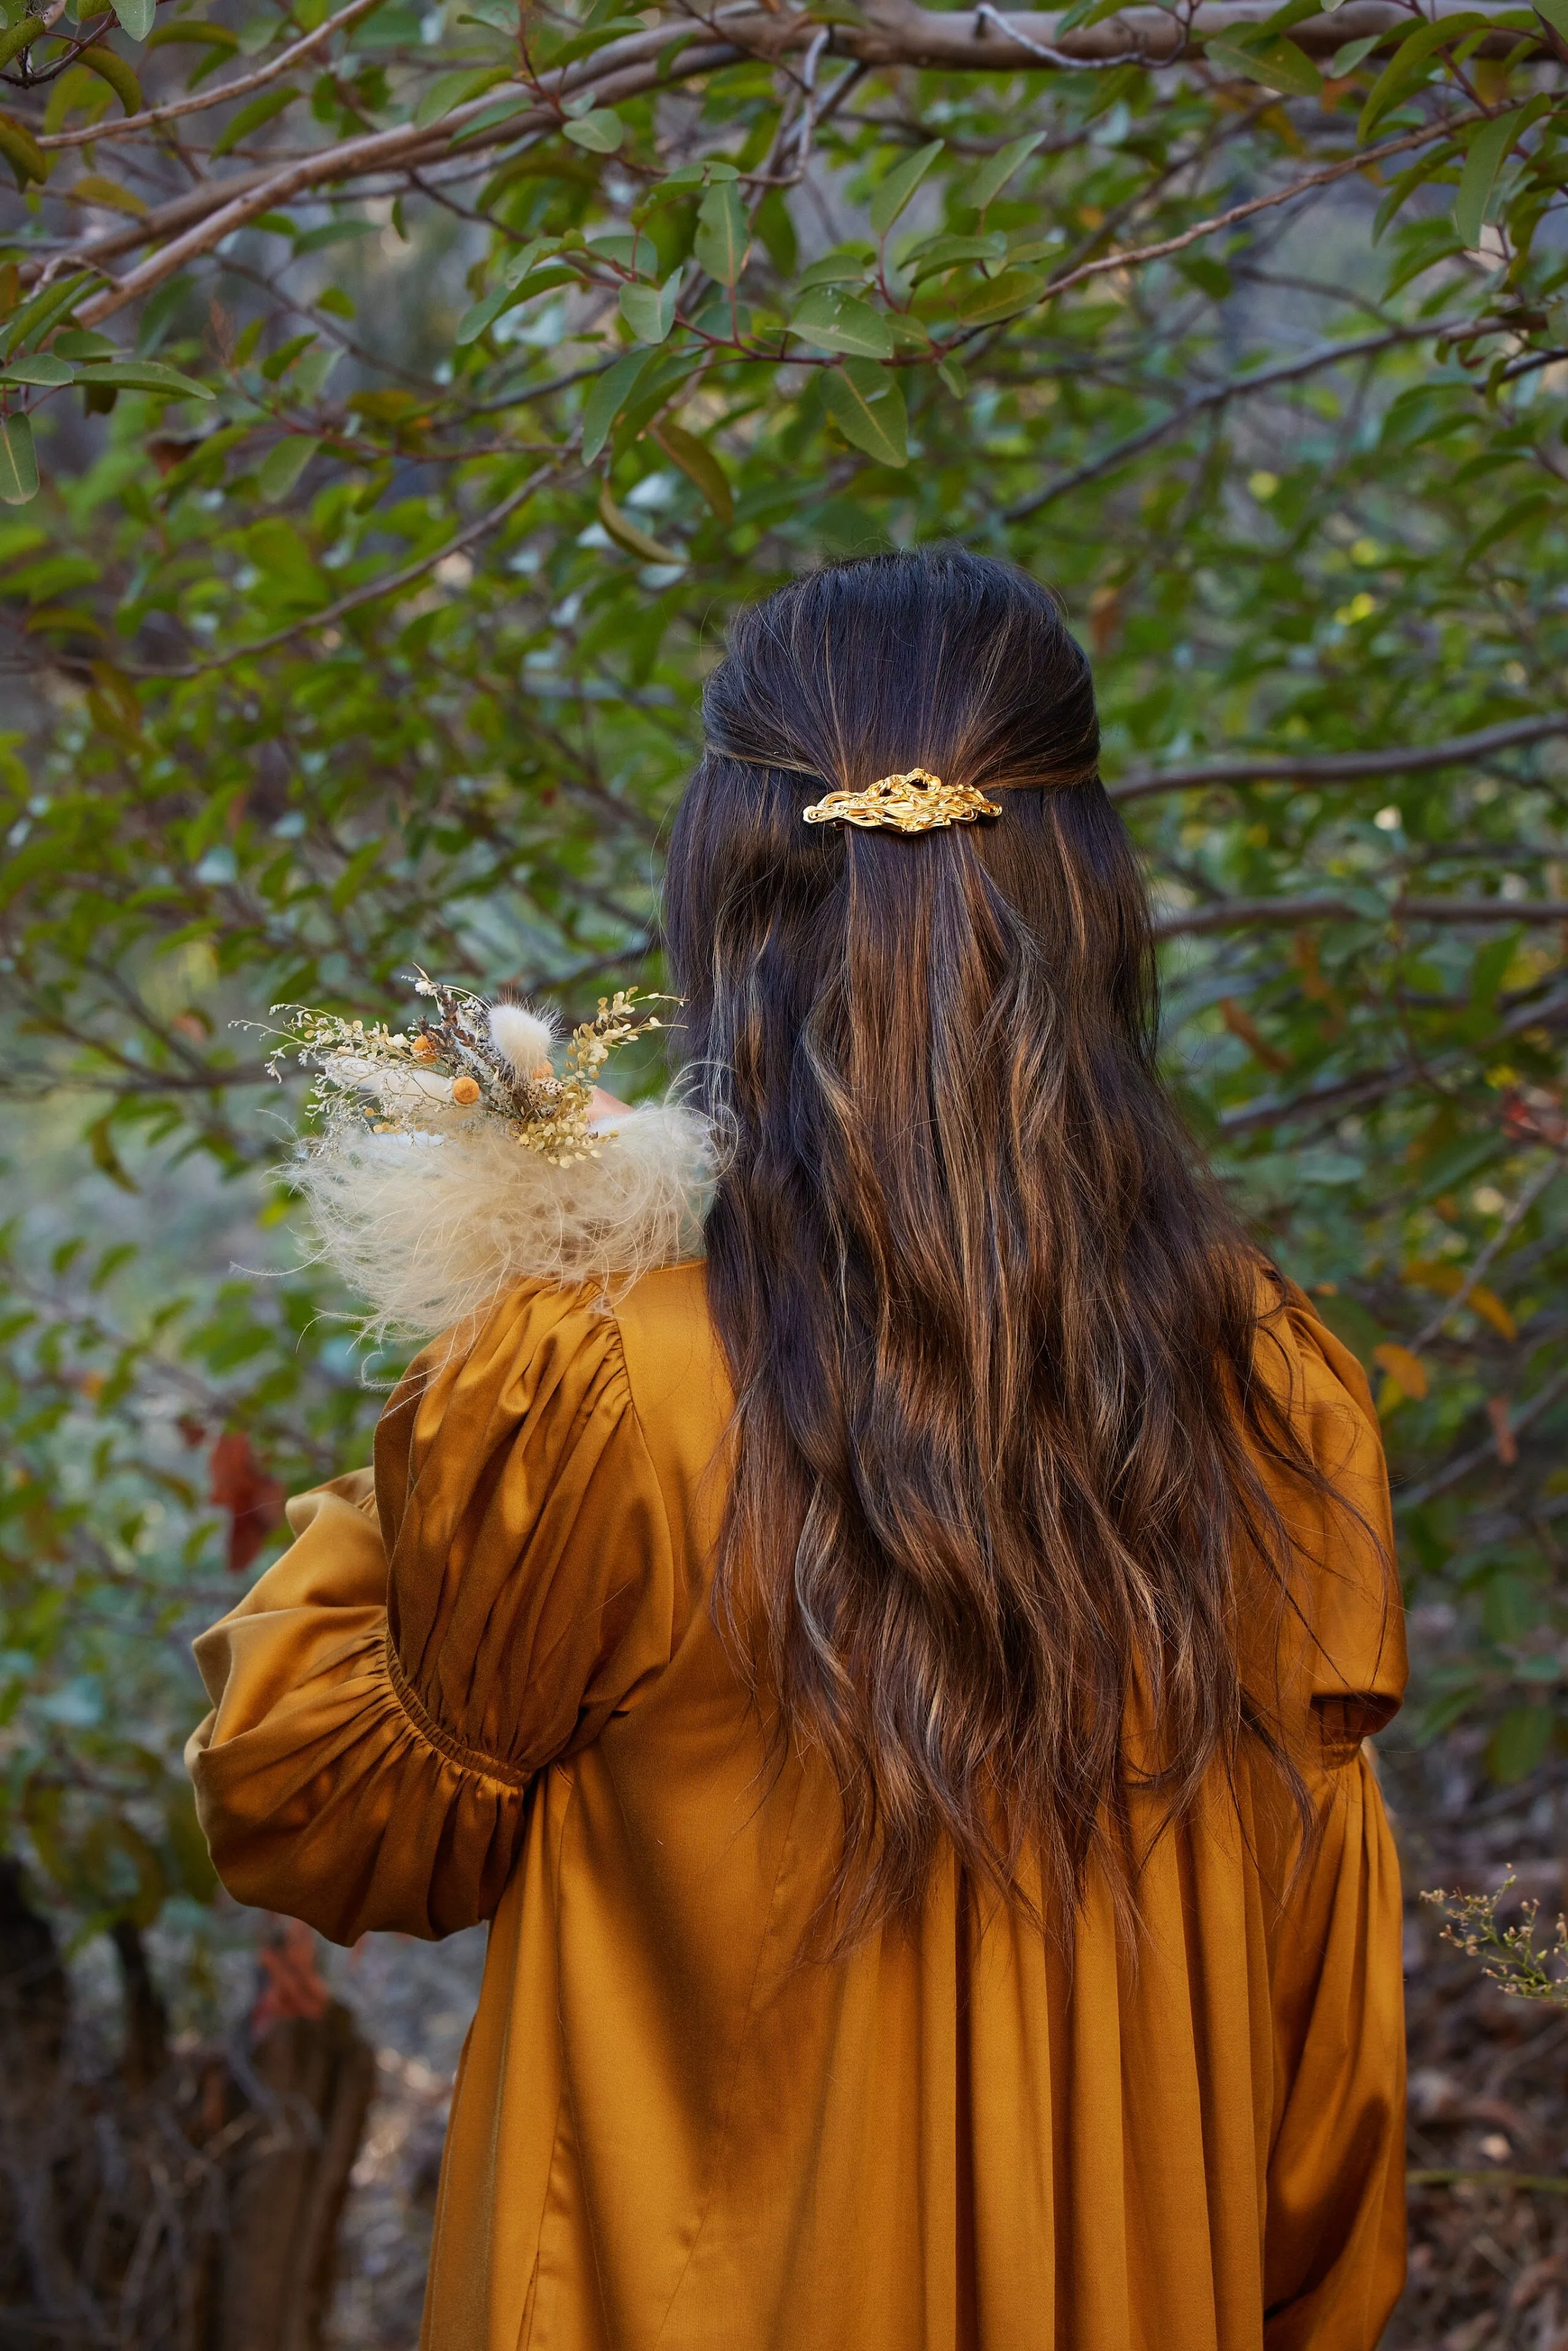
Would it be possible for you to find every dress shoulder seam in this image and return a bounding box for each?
[596,1290,669,1511]
[381,1624,533,1791]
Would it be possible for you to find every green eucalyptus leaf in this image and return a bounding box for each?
[597,480,682,564]
[0,17,45,70]
[257,436,321,502]
[1327,32,1383,74]
[947,268,1045,326]
[1357,16,1488,141]
[73,359,215,399]
[651,419,733,520]
[963,130,1046,214]
[580,348,654,463]
[787,287,895,358]
[820,359,908,467]
[618,274,680,343]
[796,248,875,291]
[0,111,47,189]
[869,140,944,238]
[210,86,298,159]
[561,106,624,152]
[1206,34,1321,94]
[904,232,1007,285]
[0,409,37,503]
[76,44,141,113]
[1,353,73,386]
[693,181,749,285]
[1454,108,1521,248]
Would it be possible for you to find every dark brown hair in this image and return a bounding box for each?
[664,547,1305,1943]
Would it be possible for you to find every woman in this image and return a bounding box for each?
[188,548,1406,2351]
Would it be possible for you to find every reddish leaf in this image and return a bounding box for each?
[210,1430,285,1573]
[250,1916,331,2039]
[1486,1395,1520,1466]
[1501,1086,1568,1147]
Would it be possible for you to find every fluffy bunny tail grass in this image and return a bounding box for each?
[285,1101,715,1349]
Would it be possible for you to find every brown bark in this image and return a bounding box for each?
[111,1918,171,2094]
[0,1859,378,2351]
[220,2006,378,2351]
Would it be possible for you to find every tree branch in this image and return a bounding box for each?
[1156,893,1568,938]
[1006,315,1487,522]
[8,1,1491,322]
[1399,1363,1568,1509]
[36,0,388,154]
[29,36,741,310]
[1029,117,1466,320]
[1409,1149,1566,1351]
[866,0,1529,67]
[1217,983,1568,1136]
[125,460,557,679]
[1113,714,1568,803]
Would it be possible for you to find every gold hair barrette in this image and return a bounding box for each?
[801,768,1002,836]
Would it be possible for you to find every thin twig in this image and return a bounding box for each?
[1399,1366,1568,1510]
[1007,315,1491,520]
[1021,119,1464,320]
[36,0,387,152]
[971,0,1158,72]
[1409,1151,1566,1350]
[1218,981,1568,1137]
[1408,2170,1568,2194]
[124,461,557,680]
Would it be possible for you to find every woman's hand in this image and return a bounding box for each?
[587,1086,628,1129]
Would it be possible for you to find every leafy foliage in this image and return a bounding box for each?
[4,0,1568,1928]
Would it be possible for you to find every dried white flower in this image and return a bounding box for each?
[487,1000,558,1079]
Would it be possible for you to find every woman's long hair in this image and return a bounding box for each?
[664,547,1306,1943]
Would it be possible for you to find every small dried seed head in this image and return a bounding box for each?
[489,1000,558,1079]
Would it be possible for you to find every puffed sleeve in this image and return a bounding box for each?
[185,1283,678,1944]
[1251,1280,1408,1744]
[1251,1287,1409,2348]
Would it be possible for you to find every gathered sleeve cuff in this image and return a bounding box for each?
[185,1474,528,1941]
[187,1283,680,1944]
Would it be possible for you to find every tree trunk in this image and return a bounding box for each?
[0,1859,378,2351]
[220,2004,378,2351]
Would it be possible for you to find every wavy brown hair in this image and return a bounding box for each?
[664,547,1311,1943]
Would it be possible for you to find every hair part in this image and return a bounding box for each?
[666,546,1312,1948]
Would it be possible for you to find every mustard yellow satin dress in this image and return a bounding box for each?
[187,1263,1407,2351]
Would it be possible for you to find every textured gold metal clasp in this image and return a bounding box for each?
[801,768,1002,834]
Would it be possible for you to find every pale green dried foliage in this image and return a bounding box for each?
[1423,1873,1568,2006]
